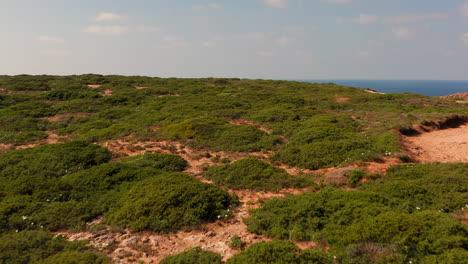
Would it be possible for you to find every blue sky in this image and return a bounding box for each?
[1,0,468,79]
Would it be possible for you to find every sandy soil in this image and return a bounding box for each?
[335,97,350,103]
[364,89,385,94]
[87,84,102,89]
[402,124,468,163]
[103,89,113,96]
[227,119,272,134]
[0,131,68,153]
[43,112,93,121]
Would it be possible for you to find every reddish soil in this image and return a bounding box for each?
[227,120,272,134]
[402,124,468,163]
[437,92,468,100]
[43,112,93,121]
[103,89,113,96]
[437,93,468,104]
[0,131,68,153]
[335,97,350,103]
[87,84,102,89]
[360,157,401,175]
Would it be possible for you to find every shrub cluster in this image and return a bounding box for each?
[205,158,314,191]
[158,119,281,152]
[245,163,468,262]
[0,231,110,264]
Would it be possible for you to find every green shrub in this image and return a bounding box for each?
[229,235,246,249]
[205,158,313,191]
[347,169,366,187]
[160,247,222,264]
[0,231,103,264]
[159,119,281,152]
[245,163,468,262]
[122,153,188,171]
[38,251,111,264]
[42,89,101,101]
[104,173,235,232]
[227,240,332,264]
[398,154,413,163]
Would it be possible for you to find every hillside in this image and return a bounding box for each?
[0,75,466,264]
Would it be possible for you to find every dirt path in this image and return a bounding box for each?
[227,119,272,134]
[402,124,468,163]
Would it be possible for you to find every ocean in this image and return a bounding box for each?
[299,80,468,97]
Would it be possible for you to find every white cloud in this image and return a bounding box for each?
[38,35,65,44]
[276,36,295,47]
[321,0,351,4]
[244,32,274,40]
[257,51,274,57]
[282,25,318,34]
[459,3,468,17]
[358,51,370,57]
[201,36,223,48]
[193,3,221,9]
[161,35,190,49]
[337,14,379,24]
[136,25,160,33]
[392,27,413,39]
[383,13,448,24]
[42,50,70,56]
[83,25,129,35]
[262,0,287,8]
[461,33,468,45]
[282,26,306,33]
[94,12,125,22]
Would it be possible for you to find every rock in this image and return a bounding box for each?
[205,231,216,237]
[121,236,139,247]
[114,248,127,258]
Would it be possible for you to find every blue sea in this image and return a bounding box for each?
[299,80,468,97]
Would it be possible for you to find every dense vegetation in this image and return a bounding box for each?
[104,172,235,232]
[205,158,314,191]
[1,74,465,164]
[159,247,223,264]
[245,163,468,263]
[227,240,332,264]
[0,75,466,263]
[0,231,110,264]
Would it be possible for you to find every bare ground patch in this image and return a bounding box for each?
[43,112,94,121]
[0,131,68,153]
[227,119,272,134]
[402,124,468,163]
[335,97,350,103]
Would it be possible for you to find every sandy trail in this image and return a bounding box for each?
[403,124,468,163]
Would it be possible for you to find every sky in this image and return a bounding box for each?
[1,0,468,80]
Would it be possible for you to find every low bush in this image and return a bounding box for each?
[159,119,281,152]
[122,153,188,172]
[229,235,246,249]
[205,158,313,191]
[0,231,108,264]
[227,240,332,264]
[160,247,222,264]
[104,173,235,232]
[245,163,468,262]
